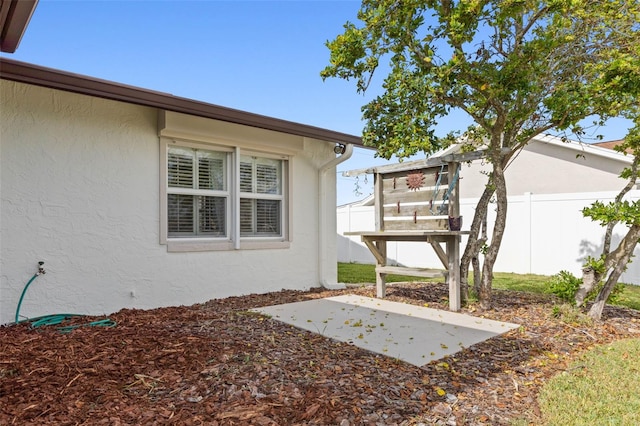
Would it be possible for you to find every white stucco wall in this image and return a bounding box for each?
[1,80,337,324]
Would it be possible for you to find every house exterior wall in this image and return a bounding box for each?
[1,80,337,324]
[338,190,640,285]
[459,141,629,199]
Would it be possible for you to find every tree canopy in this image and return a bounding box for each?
[322,0,639,158]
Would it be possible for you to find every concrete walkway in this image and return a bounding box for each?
[252,294,519,366]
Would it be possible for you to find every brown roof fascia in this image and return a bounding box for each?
[0,58,365,146]
[0,0,38,53]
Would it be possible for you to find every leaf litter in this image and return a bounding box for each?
[2,282,639,425]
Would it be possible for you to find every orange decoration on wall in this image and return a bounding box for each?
[406,172,425,191]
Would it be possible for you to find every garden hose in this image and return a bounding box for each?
[14,262,116,333]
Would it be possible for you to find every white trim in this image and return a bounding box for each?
[159,140,169,244]
[168,240,234,252]
[159,110,304,156]
[239,241,291,250]
[233,146,241,250]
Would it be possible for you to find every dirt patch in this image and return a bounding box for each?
[2,283,639,425]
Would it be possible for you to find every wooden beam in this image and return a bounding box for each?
[341,147,512,177]
[430,241,449,268]
[362,238,386,265]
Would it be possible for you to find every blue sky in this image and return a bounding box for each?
[2,0,633,205]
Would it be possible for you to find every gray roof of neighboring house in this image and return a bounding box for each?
[0,58,365,146]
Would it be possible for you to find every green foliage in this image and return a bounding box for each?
[322,0,640,160]
[546,270,625,304]
[584,255,606,275]
[539,338,640,425]
[546,270,582,303]
[582,199,640,227]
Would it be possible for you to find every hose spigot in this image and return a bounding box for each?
[37,261,46,275]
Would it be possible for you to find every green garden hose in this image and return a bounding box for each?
[14,270,41,324]
[14,262,116,332]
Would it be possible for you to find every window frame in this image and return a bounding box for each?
[160,138,291,252]
[166,145,231,238]
[238,153,285,238]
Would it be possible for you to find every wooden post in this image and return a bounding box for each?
[373,173,388,298]
[447,162,461,311]
[375,241,387,298]
[374,172,383,232]
[447,236,461,311]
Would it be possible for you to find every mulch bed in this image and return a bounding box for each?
[2,283,640,425]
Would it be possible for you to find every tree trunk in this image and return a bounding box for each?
[602,158,638,256]
[575,267,601,307]
[461,149,515,302]
[479,158,509,310]
[472,255,481,297]
[578,157,638,308]
[588,224,640,320]
[460,186,493,296]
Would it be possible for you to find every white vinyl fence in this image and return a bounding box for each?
[337,190,640,285]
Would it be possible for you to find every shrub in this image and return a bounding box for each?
[545,270,625,305]
[546,270,582,303]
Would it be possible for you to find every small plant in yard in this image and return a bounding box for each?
[546,270,625,305]
[551,304,593,326]
[546,270,582,302]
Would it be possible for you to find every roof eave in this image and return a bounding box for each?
[0,58,365,146]
[535,133,632,164]
[0,0,38,53]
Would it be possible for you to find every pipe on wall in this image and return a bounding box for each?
[318,143,354,289]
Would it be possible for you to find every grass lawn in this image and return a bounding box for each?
[538,338,640,425]
[337,262,640,311]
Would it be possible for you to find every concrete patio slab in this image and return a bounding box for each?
[252,294,519,366]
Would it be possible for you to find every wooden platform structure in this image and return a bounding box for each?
[343,150,481,311]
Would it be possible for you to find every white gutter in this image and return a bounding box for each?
[318,143,354,289]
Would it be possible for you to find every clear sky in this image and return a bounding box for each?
[1,0,633,205]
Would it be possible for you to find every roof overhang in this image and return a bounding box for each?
[534,133,633,164]
[0,0,38,53]
[0,58,365,146]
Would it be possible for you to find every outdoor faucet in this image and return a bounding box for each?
[37,261,45,275]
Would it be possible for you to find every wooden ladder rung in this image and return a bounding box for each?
[375,266,445,278]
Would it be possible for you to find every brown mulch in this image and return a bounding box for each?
[2,283,640,425]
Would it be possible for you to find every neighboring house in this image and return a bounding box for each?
[0,59,363,324]
[338,135,640,285]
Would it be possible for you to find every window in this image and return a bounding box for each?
[167,147,229,238]
[161,140,289,251]
[239,156,283,237]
